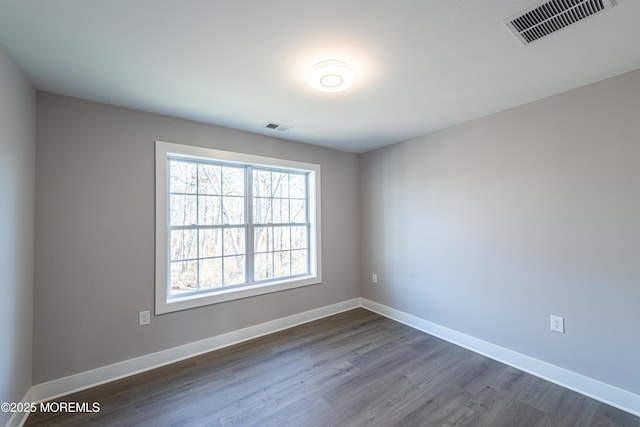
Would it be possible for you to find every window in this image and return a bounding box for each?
[155,141,321,314]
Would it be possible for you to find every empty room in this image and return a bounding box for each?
[1,1,640,426]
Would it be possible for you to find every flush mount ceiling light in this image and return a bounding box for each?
[309,60,355,93]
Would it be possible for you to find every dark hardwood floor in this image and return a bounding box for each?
[25,308,640,426]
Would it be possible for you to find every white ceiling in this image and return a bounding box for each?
[1,0,639,153]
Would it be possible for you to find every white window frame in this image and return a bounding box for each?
[155,140,322,314]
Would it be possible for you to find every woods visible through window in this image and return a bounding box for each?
[168,159,309,295]
[156,141,321,313]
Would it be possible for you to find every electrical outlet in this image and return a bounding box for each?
[139,310,151,326]
[550,315,564,333]
[372,273,378,284]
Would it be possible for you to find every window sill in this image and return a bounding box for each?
[155,275,322,315]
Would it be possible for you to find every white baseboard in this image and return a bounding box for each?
[4,387,33,427]
[360,297,640,417]
[30,298,360,404]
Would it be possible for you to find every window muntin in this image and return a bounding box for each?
[156,141,321,314]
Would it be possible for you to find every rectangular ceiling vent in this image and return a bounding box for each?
[505,0,614,45]
[263,122,292,132]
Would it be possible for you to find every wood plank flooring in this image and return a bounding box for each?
[25,308,640,426]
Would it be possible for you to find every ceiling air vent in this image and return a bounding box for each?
[505,0,614,45]
[263,122,292,132]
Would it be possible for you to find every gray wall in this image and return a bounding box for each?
[0,43,36,424]
[34,93,360,383]
[360,68,640,395]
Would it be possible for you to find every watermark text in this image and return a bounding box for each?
[1,401,100,413]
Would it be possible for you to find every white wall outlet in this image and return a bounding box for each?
[372,273,378,284]
[550,314,564,333]
[139,310,151,326]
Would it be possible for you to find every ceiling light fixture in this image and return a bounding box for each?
[309,60,354,93]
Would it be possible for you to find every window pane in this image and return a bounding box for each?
[198,195,222,225]
[253,198,272,224]
[290,173,306,198]
[273,226,291,251]
[291,226,308,249]
[254,226,272,253]
[198,164,221,195]
[170,195,197,226]
[271,198,288,224]
[224,255,245,285]
[223,167,245,196]
[224,228,245,256]
[199,229,222,258]
[253,170,272,198]
[170,260,197,294]
[272,172,289,198]
[222,196,245,224]
[254,253,272,281]
[200,258,222,289]
[290,199,306,223]
[291,250,308,275]
[170,229,197,261]
[169,160,197,194]
[273,251,290,278]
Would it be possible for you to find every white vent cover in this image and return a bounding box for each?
[505,0,614,45]
[263,122,292,132]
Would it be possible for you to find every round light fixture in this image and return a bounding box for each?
[309,60,354,93]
